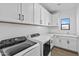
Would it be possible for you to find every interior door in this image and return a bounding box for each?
[0,3,20,21]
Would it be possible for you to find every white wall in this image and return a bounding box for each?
[0,23,48,41]
[50,8,77,34]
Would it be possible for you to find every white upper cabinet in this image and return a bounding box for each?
[0,3,20,22]
[46,11,51,25]
[40,5,45,25]
[22,3,34,24]
[40,5,51,25]
[44,9,49,25]
[0,3,34,24]
[34,3,41,25]
[0,3,52,26]
[51,13,60,26]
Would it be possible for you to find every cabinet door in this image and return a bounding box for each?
[34,3,40,25]
[40,5,51,25]
[60,37,68,49]
[54,36,67,49]
[40,6,46,25]
[51,13,60,26]
[55,38,61,47]
[45,10,49,25]
[67,38,77,51]
[54,36,62,47]
[0,3,20,22]
[22,3,34,24]
[50,37,55,49]
[48,13,52,25]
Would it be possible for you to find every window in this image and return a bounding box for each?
[61,18,70,30]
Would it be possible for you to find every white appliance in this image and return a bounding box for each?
[14,43,40,56]
[0,36,40,56]
[29,33,51,56]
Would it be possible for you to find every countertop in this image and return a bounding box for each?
[30,34,54,44]
[30,33,79,44]
[53,33,79,38]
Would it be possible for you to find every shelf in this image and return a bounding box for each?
[0,20,58,27]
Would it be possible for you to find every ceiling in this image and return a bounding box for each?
[40,3,78,14]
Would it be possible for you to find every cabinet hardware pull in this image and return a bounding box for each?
[59,40,61,42]
[67,40,70,44]
[40,20,42,24]
[18,14,24,21]
[22,15,24,21]
[19,14,21,20]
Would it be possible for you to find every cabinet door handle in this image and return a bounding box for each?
[22,15,24,21]
[59,40,61,42]
[67,40,70,44]
[18,14,24,21]
[18,14,21,20]
[40,20,42,24]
